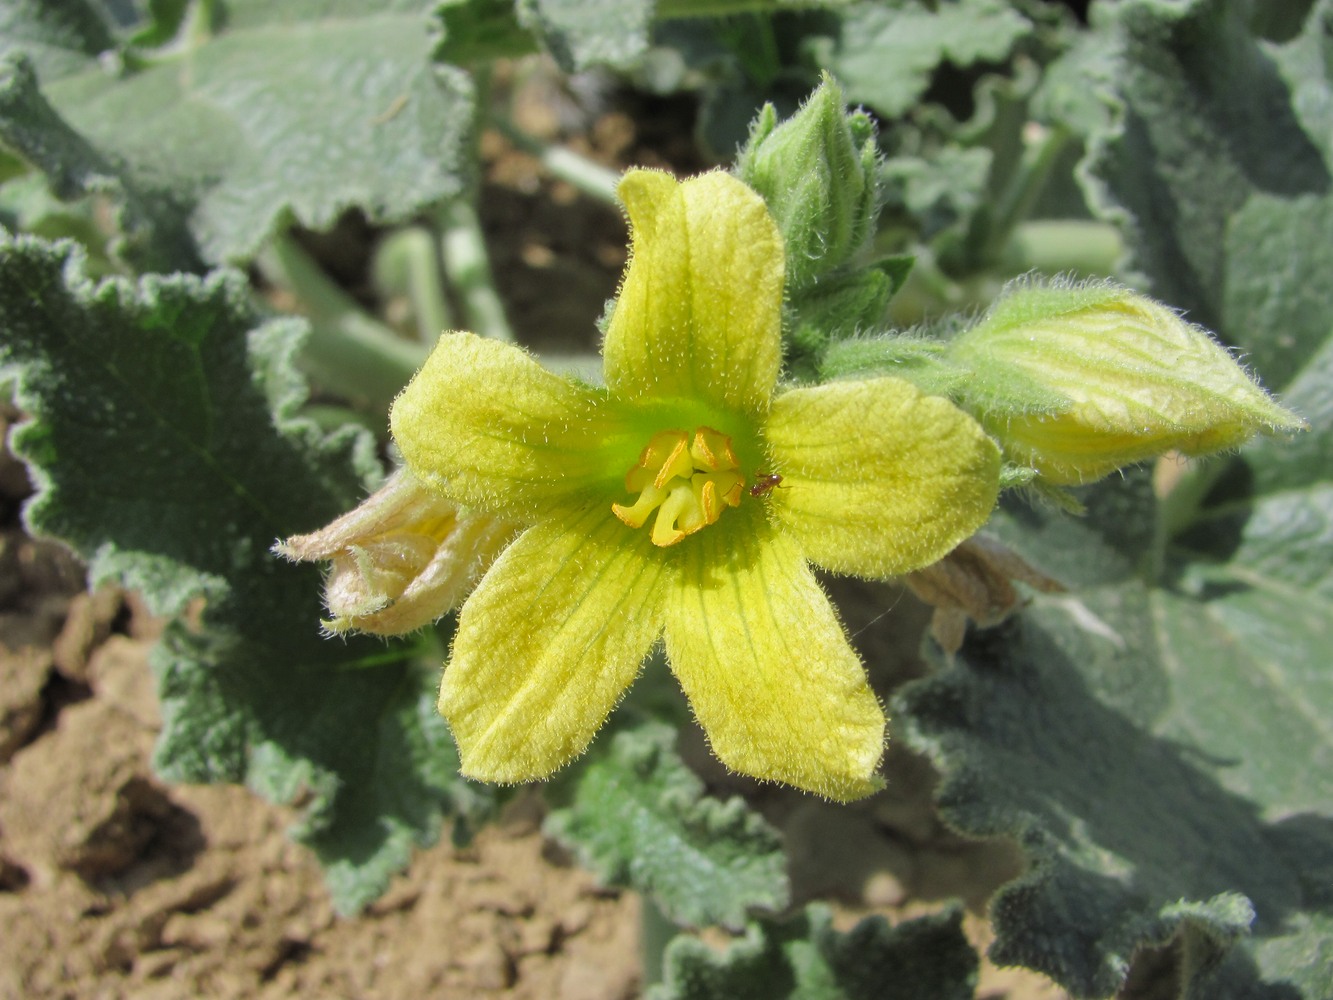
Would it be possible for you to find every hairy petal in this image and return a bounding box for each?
[663,522,885,801]
[441,507,669,782]
[604,170,783,418]
[766,378,1001,577]
[391,332,632,523]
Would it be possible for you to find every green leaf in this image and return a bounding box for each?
[545,720,789,931]
[433,0,538,64]
[1080,0,1332,342]
[0,232,491,912]
[516,0,655,71]
[982,467,1161,589]
[648,904,977,1000]
[805,0,1032,118]
[1237,335,1333,499]
[0,168,112,271]
[0,56,197,272]
[881,146,994,235]
[121,0,194,53]
[0,1,474,266]
[0,0,110,81]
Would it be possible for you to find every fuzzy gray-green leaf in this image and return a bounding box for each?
[0,2,473,266]
[0,233,489,913]
[806,0,1032,118]
[1081,0,1332,338]
[649,904,977,1000]
[545,720,788,931]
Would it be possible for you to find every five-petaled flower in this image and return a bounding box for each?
[391,169,1002,800]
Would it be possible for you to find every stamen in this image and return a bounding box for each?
[613,426,746,546]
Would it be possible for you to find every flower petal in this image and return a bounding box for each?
[391,332,630,522]
[441,506,669,782]
[604,170,783,418]
[766,379,1001,578]
[662,521,885,801]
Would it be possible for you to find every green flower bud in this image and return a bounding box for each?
[948,279,1305,485]
[735,73,878,292]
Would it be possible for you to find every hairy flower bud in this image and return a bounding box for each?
[948,280,1306,484]
[735,72,878,293]
[275,467,517,635]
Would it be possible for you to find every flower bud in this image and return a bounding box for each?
[275,467,517,635]
[735,73,878,292]
[948,280,1305,484]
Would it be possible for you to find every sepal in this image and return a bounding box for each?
[787,257,912,357]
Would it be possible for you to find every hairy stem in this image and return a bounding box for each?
[257,234,426,414]
[436,197,515,343]
[373,226,454,345]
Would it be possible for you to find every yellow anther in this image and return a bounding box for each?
[690,427,738,471]
[612,426,745,546]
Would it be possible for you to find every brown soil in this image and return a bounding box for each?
[0,404,643,1000]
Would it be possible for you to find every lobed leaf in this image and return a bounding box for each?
[0,233,491,912]
[0,0,473,267]
[545,720,789,931]
[805,0,1032,118]
[648,904,977,1000]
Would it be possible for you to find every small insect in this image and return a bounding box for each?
[749,473,784,498]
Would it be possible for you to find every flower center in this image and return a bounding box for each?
[612,427,745,547]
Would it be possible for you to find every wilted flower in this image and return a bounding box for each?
[276,467,516,635]
[904,534,1064,653]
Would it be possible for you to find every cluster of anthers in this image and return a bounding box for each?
[610,427,782,548]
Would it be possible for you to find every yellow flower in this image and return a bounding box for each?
[391,169,1001,800]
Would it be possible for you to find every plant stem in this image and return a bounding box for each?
[436,197,516,343]
[999,220,1125,277]
[490,118,621,206]
[983,124,1072,264]
[1153,456,1228,557]
[639,899,679,987]
[257,234,426,414]
[374,226,454,344]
